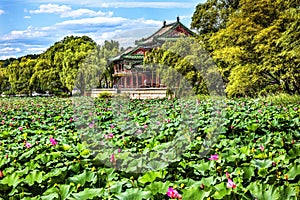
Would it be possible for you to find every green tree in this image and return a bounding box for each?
[208,0,300,96]
[144,37,224,96]
[6,57,36,95]
[75,40,121,95]
[0,67,9,93]
[191,0,240,35]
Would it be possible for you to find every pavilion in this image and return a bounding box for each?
[109,17,194,88]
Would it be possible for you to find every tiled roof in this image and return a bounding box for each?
[137,22,177,45]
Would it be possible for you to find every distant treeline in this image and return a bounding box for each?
[0,36,121,96]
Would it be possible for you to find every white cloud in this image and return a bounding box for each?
[29,4,113,18]
[0,55,16,60]
[25,47,47,54]
[2,26,47,40]
[24,16,32,19]
[56,16,128,26]
[0,47,21,54]
[61,9,113,18]
[0,10,5,15]
[30,4,71,14]
[28,1,197,9]
[100,2,194,8]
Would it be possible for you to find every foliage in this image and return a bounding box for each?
[144,37,224,96]
[191,0,300,97]
[75,40,120,95]
[0,36,121,96]
[191,0,240,35]
[0,96,299,199]
[97,92,113,99]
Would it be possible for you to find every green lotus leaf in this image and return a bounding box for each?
[115,188,151,200]
[287,164,300,180]
[138,171,166,185]
[1,172,21,187]
[59,184,75,200]
[144,181,169,195]
[182,185,210,200]
[251,159,273,169]
[247,182,280,200]
[70,188,104,200]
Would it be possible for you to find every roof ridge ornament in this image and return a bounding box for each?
[177,16,180,22]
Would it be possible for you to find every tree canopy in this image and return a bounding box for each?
[0,36,121,96]
[191,0,300,97]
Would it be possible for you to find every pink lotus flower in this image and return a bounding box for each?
[19,127,23,131]
[110,124,115,129]
[118,148,121,153]
[209,154,218,161]
[227,178,236,189]
[89,122,94,128]
[50,137,57,146]
[144,124,148,129]
[1,120,4,125]
[25,142,32,148]
[260,145,264,152]
[104,133,114,139]
[110,153,115,163]
[167,187,182,199]
[226,172,230,179]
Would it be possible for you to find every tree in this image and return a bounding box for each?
[0,67,9,93]
[34,35,97,95]
[75,40,121,95]
[208,0,300,96]
[6,57,36,95]
[191,0,240,35]
[144,37,224,96]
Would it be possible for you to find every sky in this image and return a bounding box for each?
[0,0,203,60]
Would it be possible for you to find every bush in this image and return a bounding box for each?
[98,92,113,99]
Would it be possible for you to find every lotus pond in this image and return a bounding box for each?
[0,96,299,199]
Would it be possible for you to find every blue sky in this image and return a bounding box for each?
[0,0,203,59]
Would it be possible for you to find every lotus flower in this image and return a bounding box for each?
[104,133,114,139]
[110,153,115,163]
[260,145,264,152]
[226,172,230,179]
[50,137,57,146]
[25,142,32,148]
[0,170,3,178]
[227,178,236,189]
[19,127,23,131]
[209,154,218,161]
[167,187,182,199]
[89,122,94,128]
